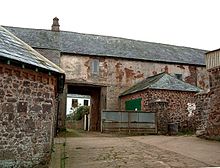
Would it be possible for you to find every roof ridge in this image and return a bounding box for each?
[146,72,166,87]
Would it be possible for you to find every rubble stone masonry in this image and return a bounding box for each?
[207,69,220,137]
[194,92,210,132]
[195,67,220,138]
[0,63,57,167]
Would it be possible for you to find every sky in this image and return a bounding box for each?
[0,0,219,51]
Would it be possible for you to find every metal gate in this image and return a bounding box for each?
[101,111,157,134]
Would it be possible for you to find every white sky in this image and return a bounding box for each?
[0,0,219,50]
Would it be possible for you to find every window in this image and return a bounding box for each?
[72,99,78,108]
[175,74,183,80]
[84,100,89,106]
[91,59,99,75]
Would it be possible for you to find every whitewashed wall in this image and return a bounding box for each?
[66,94,90,114]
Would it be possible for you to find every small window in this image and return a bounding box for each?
[175,74,182,80]
[91,59,99,75]
[84,100,89,106]
[72,99,78,108]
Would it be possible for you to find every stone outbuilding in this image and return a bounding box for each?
[0,26,65,167]
[119,72,201,133]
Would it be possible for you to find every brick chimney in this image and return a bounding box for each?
[51,17,60,32]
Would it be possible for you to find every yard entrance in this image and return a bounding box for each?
[67,84,106,131]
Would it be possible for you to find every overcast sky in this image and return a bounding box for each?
[0,0,219,51]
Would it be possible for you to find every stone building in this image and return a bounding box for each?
[3,18,209,131]
[0,26,65,167]
[195,49,220,138]
[119,72,201,133]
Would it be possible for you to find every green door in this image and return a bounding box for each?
[125,98,142,111]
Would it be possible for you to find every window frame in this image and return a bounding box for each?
[91,59,99,75]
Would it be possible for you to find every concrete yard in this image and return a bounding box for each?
[50,133,220,168]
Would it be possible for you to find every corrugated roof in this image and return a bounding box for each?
[120,72,201,96]
[0,26,64,74]
[4,26,207,66]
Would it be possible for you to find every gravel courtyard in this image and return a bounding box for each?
[50,133,220,168]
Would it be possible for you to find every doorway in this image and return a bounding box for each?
[67,84,106,131]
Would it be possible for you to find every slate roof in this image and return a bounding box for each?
[4,26,207,66]
[0,26,64,74]
[120,72,201,96]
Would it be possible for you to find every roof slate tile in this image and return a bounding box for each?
[120,72,201,96]
[0,26,64,74]
[4,26,207,65]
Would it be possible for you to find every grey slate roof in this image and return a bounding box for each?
[4,26,207,66]
[0,26,64,74]
[120,72,201,96]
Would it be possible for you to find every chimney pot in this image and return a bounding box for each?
[51,17,60,32]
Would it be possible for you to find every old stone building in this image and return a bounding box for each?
[3,18,209,131]
[195,49,220,138]
[119,72,201,133]
[0,26,65,167]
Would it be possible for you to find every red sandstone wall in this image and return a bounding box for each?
[205,68,220,137]
[195,92,210,132]
[0,63,57,167]
[195,68,220,138]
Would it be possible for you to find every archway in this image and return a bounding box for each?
[66,84,106,131]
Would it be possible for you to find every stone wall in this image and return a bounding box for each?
[0,63,57,167]
[61,54,208,111]
[194,67,220,138]
[120,89,197,132]
[204,68,220,137]
[194,92,210,132]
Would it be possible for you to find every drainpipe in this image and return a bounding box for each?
[55,93,60,136]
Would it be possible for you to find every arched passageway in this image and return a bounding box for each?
[66,84,106,131]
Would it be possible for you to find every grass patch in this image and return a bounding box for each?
[57,128,82,137]
[177,130,195,136]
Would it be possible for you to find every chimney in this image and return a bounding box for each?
[51,17,60,32]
